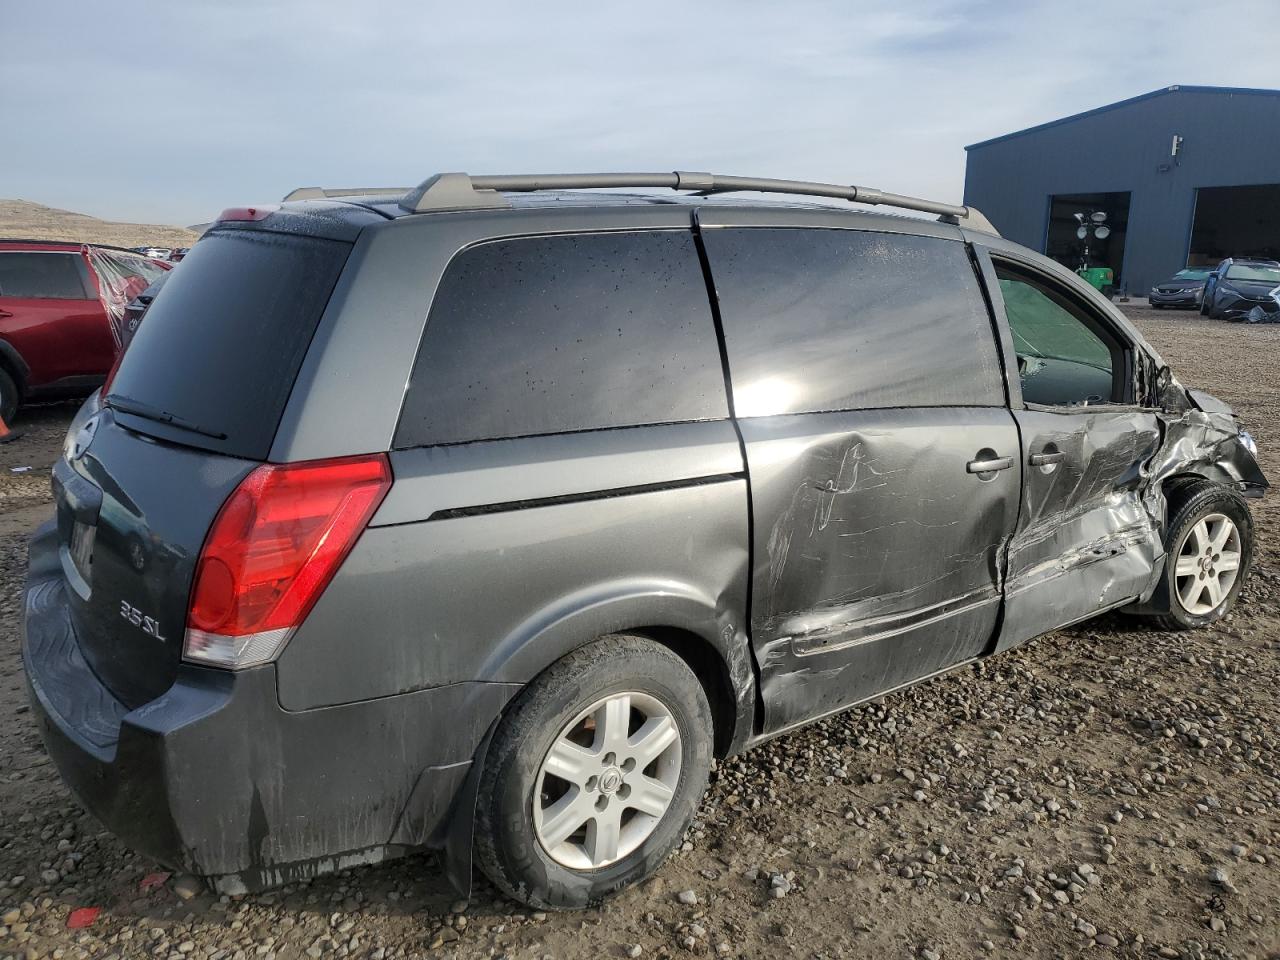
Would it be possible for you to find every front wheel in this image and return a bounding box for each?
[474,635,713,909]
[1146,482,1253,630]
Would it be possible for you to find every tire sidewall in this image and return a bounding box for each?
[1162,486,1253,628]
[0,368,18,424]
[479,640,713,909]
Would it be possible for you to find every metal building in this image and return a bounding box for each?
[963,85,1280,296]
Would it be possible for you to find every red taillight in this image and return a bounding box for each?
[184,454,392,668]
[215,205,278,223]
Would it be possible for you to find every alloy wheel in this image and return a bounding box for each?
[532,691,681,870]
[1173,512,1242,616]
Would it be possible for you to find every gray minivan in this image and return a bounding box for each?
[23,172,1267,909]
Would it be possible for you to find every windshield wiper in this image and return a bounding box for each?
[105,394,228,441]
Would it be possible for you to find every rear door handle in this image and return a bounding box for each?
[0,309,12,319]
[966,456,1013,474]
[1029,451,1066,466]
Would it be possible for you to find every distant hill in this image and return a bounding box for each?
[0,199,202,248]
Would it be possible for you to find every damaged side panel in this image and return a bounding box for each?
[1156,386,1268,493]
[998,407,1162,650]
[999,395,1267,646]
[970,238,1268,653]
[741,407,1021,734]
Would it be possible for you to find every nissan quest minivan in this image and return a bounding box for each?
[23,172,1267,909]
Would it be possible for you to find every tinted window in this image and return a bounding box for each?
[702,228,1003,416]
[995,264,1120,407]
[394,231,727,448]
[0,252,89,299]
[107,230,350,460]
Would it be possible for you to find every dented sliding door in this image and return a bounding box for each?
[697,216,1019,734]
[737,410,1020,732]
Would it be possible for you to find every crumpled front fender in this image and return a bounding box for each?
[1155,387,1268,496]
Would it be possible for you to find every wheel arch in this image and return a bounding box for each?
[629,624,744,758]
[1160,469,1235,506]
[476,582,756,759]
[438,587,757,899]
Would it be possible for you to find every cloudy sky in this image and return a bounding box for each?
[4,0,1277,226]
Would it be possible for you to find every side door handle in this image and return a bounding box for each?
[1029,451,1066,467]
[966,455,1013,474]
[0,309,12,319]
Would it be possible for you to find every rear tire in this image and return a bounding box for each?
[474,635,713,909]
[0,367,18,424]
[1144,481,1253,631]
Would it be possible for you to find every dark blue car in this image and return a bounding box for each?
[1202,258,1280,319]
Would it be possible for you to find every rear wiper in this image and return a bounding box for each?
[105,394,228,441]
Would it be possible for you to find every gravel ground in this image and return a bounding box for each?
[2,307,1279,960]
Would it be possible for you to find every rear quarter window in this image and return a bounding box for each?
[394,230,728,448]
[701,228,1004,416]
[0,251,90,299]
[107,230,351,460]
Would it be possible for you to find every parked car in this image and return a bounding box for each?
[0,240,169,421]
[24,172,1267,911]
[1149,268,1212,309]
[1201,258,1280,319]
[134,246,173,260]
[120,272,170,350]
[168,248,191,262]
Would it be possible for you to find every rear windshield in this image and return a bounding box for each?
[106,229,350,460]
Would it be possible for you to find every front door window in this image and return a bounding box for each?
[995,265,1123,407]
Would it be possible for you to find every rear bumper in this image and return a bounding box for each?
[22,520,517,893]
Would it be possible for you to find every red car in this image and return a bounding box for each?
[0,240,170,421]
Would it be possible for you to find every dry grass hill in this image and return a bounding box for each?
[0,198,201,249]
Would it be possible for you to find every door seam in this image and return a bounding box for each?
[690,210,766,736]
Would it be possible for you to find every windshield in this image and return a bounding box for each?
[1225,265,1280,283]
[1173,269,1210,281]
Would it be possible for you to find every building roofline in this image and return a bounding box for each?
[965,85,1280,151]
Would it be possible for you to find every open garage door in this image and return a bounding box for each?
[1045,192,1130,289]
[1189,184,1280,266]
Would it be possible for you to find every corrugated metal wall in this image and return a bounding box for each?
[963,87,1280,294]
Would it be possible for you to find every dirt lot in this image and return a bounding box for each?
[2,306,1278,960]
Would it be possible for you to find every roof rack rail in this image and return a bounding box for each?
[282,186,409,201]
[397,171,998,234]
